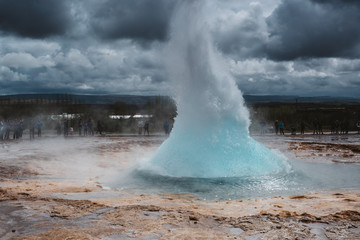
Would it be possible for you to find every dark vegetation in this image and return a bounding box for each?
[248,101,360,134]
[0,94,176,134]
[0,94,359,134]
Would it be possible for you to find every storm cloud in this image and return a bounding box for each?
[266,0,360,60]
[90,0,176,41]
[0,0,359,97]
[0,0,70,38]
[213,2,268,59]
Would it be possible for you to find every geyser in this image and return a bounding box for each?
[148,1,286,178]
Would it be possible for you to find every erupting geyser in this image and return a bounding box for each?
[148,1,286,178]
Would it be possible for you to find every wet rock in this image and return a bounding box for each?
[289,195,317,200]
[326,210,360,221]
[189,215,199,221]
[0,188,18,201]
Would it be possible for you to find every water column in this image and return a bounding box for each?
[148,0,286,178]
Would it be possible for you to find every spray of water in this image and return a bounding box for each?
[148,0,286,178]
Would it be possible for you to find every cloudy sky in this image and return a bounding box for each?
[0,0,359,97]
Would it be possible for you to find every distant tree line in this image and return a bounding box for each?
[0,94,178,134]
[0,94,83,105]
[248,102,360,133]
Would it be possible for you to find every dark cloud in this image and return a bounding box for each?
[313,0,360,6]
[214,4,267,59]
[0,0,70,38]
[148,72,166,83]
[90,0,176,41]
[0,0,359,97]
[266,0,360,60]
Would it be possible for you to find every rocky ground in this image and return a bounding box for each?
[0,133,359,239]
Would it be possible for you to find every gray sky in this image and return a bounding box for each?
[0,0,359,97]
